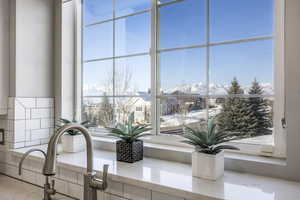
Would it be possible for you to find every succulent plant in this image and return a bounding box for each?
[106,112,152,143]
[182,118,243,155]
[56,118,94,136]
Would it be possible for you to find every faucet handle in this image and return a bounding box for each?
[51,179,55,189]
[102,164,109,188]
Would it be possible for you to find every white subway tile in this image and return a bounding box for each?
[5,165,18,178]
[31,108,52,119]
[31,129,50,140]
[25,140,41,147]
[30,160,44,173]
[67,182,83,200]
[22,169,37,184]
[36,98,54,108]
[25,109,31,119]
[107,180,123,196]
[123,184,151,200]
[77,173,84,185]
[0,163,6,173]
[7,120,13,131]
[17,98,36,108]
[26,119,41,130]
[41,118,54,128]
[25,130,31,141]
[151,191,184,200]
[14,120,26,142]
[51,177,68,194]
[11,141,25,149]
[59,167,78,183]
[14,102,26,120]
[6,131,14,142]
[36,173,45,186]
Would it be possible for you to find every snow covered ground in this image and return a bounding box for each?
[160,105,222,129]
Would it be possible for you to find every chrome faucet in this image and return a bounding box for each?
[19,148,56,200]
[18,123,109,200]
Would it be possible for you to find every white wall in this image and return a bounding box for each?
[284,0,300,181]
[10,0,54,98]
[0,0,9,114]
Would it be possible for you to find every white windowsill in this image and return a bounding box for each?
[11,145,298,200]
[92,136,286,166]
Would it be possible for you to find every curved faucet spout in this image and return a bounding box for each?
[19,149,46,175]
[43,123,94,176]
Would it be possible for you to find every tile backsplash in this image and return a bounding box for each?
[4,97,55,149]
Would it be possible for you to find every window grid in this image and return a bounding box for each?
[82,0,275,136]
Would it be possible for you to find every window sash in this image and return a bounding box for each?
[79,0,284,158]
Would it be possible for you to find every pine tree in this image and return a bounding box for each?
[246,79,272,136]
[217,78,251,137]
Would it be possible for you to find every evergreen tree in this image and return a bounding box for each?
[246,79,272,136]
[217,78,252,137]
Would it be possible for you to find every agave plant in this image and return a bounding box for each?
[56,118,94,136]
[182,118,243,155]
[106,112,152,143]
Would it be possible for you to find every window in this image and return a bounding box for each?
[81,0,283,156]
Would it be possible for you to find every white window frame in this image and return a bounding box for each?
[75,0,286,158]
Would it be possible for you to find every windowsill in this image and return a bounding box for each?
[92,136,286,166]
[11,145,297,200]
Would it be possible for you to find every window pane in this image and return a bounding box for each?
[115,13,151,56]
[210,40,274,96]
[83,22,113,60]
[82,97,115,128]
[160,48,206,95]
[115,97,151,124]
[159,0,206,49]
[84,0,113,25]
[115,0,151,17]
[211,0,274,42]
[115,55,151,95]
[83,60,113,96]
[160,96,207,135]
[209,96,274,141]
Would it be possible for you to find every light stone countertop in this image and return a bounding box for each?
[12,145,300,200]
[0,175,74,200]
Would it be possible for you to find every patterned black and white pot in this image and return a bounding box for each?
[116,140,143,163]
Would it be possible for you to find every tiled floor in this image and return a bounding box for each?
[0,175,74,200]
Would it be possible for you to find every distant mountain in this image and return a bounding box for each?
[83,82,274,97]
[83,84,106,96]
[164,82,274,96]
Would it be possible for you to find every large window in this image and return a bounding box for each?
[82,0,279,154]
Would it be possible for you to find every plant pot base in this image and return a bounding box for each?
[192,151,224,181]
[116,140,143,163]
[61,134,85,153]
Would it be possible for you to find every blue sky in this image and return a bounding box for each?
[83,0,274,95]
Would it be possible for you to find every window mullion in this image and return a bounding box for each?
[151,0,159,135]
[205,0,211,120]
[112,0,116,124]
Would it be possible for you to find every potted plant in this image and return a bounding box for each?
[57,118,94,153]
[106,112,152,163]
[182,118,242,180]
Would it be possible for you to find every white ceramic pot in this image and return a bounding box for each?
[61,134,86,153]
[192,151,224,181]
